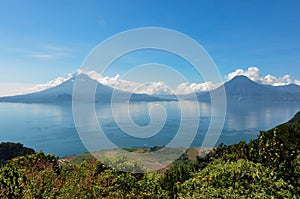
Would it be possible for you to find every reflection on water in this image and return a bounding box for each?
[0,103,84,156]
[0,101,299,157]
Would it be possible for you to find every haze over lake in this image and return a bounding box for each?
[1,101,299,157]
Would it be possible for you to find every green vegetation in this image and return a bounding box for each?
[197,122,300,186]
[0,112,300,198]
[179,159,295,198]
[0,142,34,166]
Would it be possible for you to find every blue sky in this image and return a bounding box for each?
[0,0,300,95]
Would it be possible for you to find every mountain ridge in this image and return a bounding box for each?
[1,75,300,103]
[194,75,300,103]
[0,74,170,103]
[287,111,300,125]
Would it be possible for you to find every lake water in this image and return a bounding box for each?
[0,101,299,157]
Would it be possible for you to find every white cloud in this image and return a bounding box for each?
[135,82,173,95]
[79,70,221,95]
[30,53,65,59]
[78,70,173,95]
[29,44,70,59]
[41,45,70,52]
[175,82,220,95]
[2,66,297,97]
[78,70,142,92]
[27,74,73,92]
[225,66,292,86]
[0,83,37,97]
[0,74,73,97]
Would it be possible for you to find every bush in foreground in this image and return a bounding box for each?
[179,159,297,199]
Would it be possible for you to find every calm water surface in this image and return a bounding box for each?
[0,101,299,157]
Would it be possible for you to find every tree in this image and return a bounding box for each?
[0,142,34,166]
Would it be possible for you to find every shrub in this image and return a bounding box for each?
[179,159,297,199]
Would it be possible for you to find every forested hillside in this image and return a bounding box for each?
[0,142,34,166]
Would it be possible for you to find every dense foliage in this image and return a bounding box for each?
[0,142,34,166]
[0,111,300,198]
[0,152,169,198]
[198,123,300,187]
[179,159,296,198]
